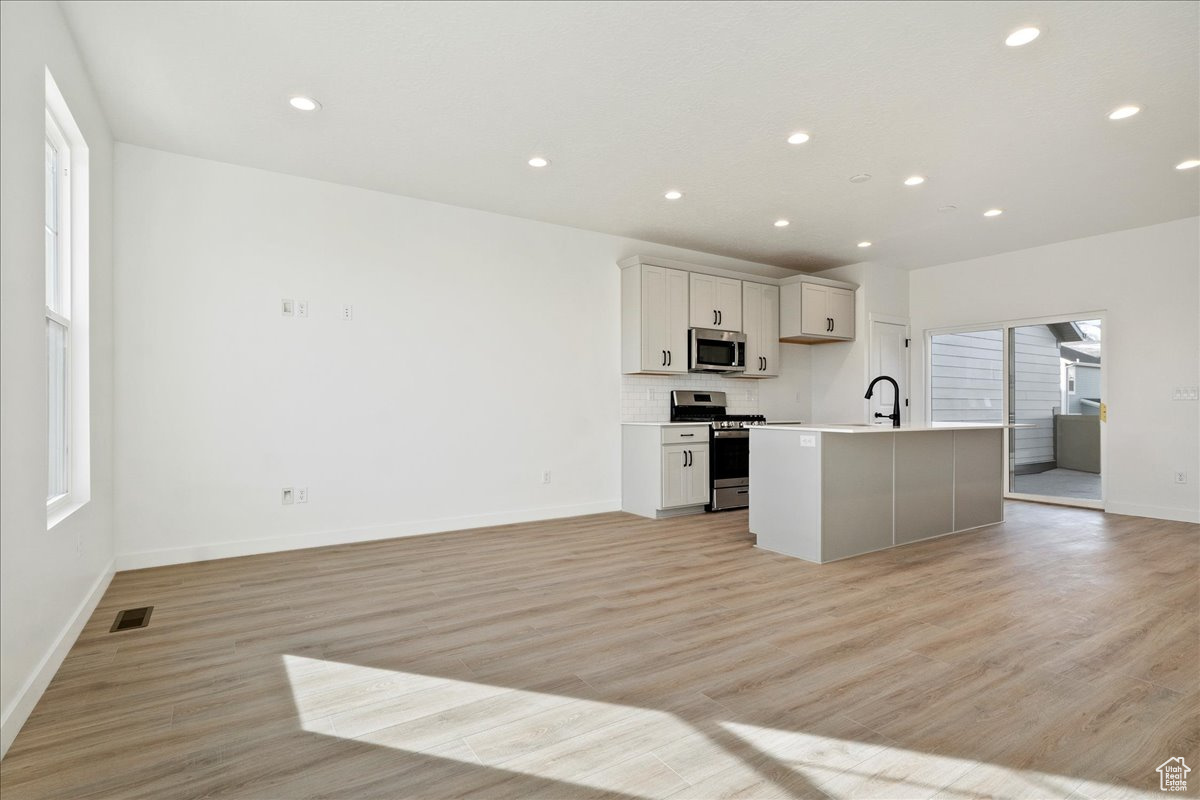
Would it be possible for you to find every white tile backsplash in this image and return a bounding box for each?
[621,373,760,421]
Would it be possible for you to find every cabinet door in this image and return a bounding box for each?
[686,446,710,505]
[758,284,780,375]
[689,273,718,328]
[642,266,688,372]
[665,268,690,371]
[714,278,742,330]
[828,288,855,340]
[661,445,690,508]
[742,282,764,374]
[800,283,829,336]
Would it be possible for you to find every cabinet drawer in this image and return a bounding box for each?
[661,425,709,444]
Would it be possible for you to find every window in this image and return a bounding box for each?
[928,328,1004,423]
[45,112,71,506]
[45,69,90,526]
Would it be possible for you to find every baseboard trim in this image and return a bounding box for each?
[1,559,115,759]
[115,500,623,571]
[1104,502,1200,524]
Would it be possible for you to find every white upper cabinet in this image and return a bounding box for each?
[621,263,689,373]
[689,273,742,331]
[742,282,780,377]
[780,280,857,343]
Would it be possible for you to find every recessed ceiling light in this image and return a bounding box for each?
[1005,27,1040,47]
[774,219,790,228]
[857,241,872,248]
[849,173,872,183]
[288,96,320,112]
[983,208,1004,217]
[1176,159,1200,170]
[938,204,958,213]
[787,132,811,145]
[664,190,683,200]
[904,176,926,186]
[1108,105,1140,120]
[527,157,550,168]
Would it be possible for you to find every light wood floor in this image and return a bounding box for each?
[2,502,1197,799]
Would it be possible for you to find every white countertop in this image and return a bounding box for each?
[756,422,1032,434]
[623,420,807,427]
[621,421,710,426]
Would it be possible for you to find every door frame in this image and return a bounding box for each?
[868,313,911,426]
[923,310,1107,510]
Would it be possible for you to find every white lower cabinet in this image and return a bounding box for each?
[661,444,710,509]
[622,424,711,518]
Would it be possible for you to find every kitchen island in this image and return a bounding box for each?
[749,423,1022,563]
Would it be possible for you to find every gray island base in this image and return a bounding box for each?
[750,424,1017,563]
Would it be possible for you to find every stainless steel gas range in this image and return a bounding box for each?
[669,390,766,511]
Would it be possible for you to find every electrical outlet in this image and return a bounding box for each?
[296,301,308,318]
[542,470,552,484]
[282,298,294,317]
[342,304,354,321]
[282,487,294,505]
[1175,471,1188,485]
[296,488,308,503]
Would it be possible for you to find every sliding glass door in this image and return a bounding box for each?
[927,315,1104,509]
[1008,319,1102,505]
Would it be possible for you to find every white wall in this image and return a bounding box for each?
[113,144,802,568]
[0,1,115,756]
[910,217,1200,523]
[757,344,812,424]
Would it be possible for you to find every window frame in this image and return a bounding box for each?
[45,108,72,514]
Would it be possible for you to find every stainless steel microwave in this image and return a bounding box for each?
[689,328,746,373]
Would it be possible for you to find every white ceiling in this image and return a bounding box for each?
[61,0,1198,272]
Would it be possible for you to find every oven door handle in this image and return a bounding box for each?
[712,430,750,439]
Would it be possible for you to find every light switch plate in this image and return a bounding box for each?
[282,299,294,317]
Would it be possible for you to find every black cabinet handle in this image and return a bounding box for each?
[718,310,723,326]
[661,350,666,366]
[667,350,671,366]
[680,433,694,437]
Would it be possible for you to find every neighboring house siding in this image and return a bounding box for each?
[1012,325,1061,467]
[930,330,1004,423]
[930,326,1061,467]
[1068,363,1102,414]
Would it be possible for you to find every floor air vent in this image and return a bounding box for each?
[110,606,153,632]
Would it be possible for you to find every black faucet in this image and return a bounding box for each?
[865,375,901,427]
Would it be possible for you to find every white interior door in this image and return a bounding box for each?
[870,319,909,425]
